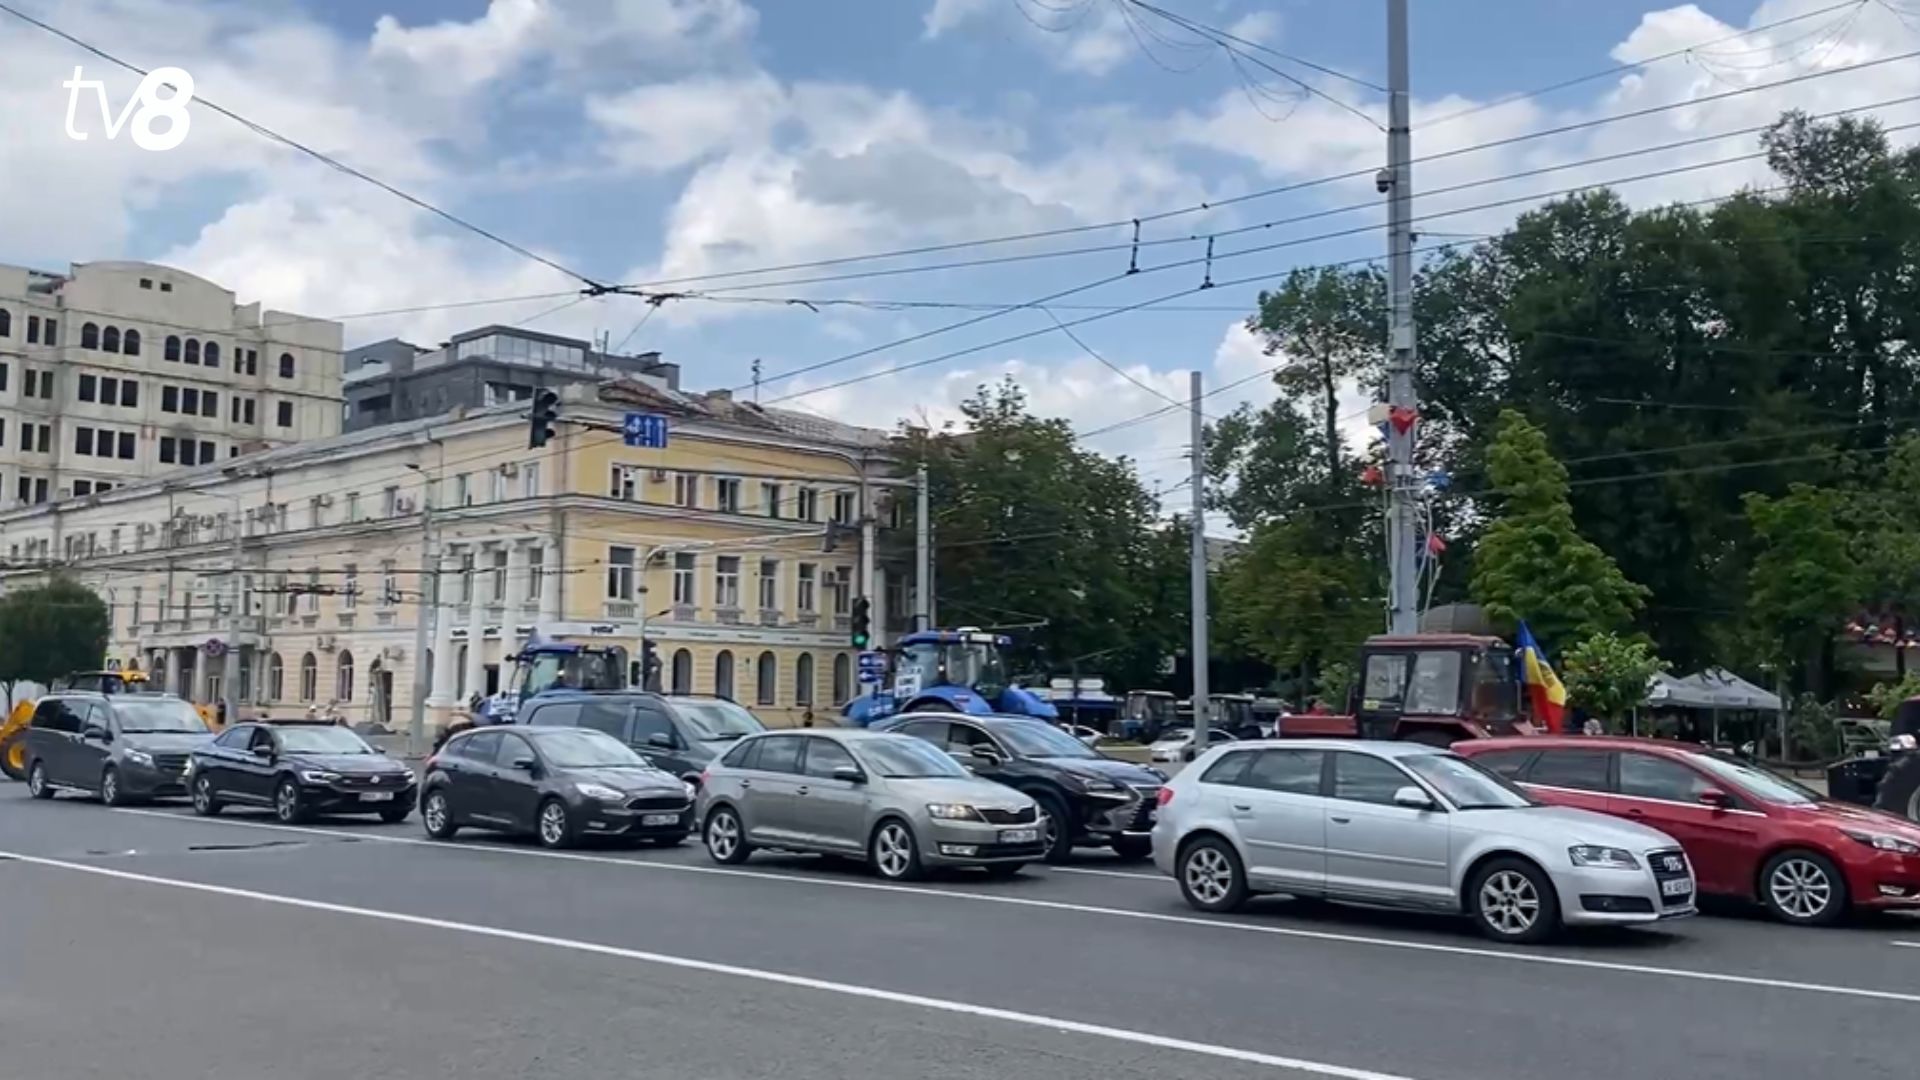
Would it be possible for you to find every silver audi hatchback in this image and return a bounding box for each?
[696,729,1045,880]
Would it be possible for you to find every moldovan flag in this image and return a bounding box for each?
[1515,622,1567,732]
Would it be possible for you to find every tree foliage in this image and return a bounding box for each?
[0,577,110,685]
[1743,484,1861,690]
[1560,632,1663,728]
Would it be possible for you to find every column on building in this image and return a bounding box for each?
[463,541,489,701]
[164,647,183,698]
[504,540,531,657]
[427,546,460,707]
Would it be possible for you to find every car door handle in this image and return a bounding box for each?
[796,786,810,796]
[1624,808,1646,817]
[740,779,752,789]
[1330,816,1351,824]
[1231,803,1252,812]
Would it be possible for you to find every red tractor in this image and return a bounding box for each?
[1279,633,1537,747]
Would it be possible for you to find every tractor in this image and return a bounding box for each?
[1826,696,1920,824]
[1118,689,1179,742]
[844,628,1058,727]
[1275,633,1529,747]
[432,638,627,751]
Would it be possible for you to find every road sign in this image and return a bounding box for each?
[622,412,669,449]
[857,650,886,672]
[858,670,883,685]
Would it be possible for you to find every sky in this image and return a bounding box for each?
[4,0,1919,504]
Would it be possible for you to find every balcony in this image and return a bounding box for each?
[759,610,781,627]
[715,607,743,626]
[796,612,819,628]
[671,604,696,622]
[604,601,637,619]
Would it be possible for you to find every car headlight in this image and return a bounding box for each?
[1891,733,1918,752]
[1844,830,1920,856]
[298,770,341,784]
[926,803,984,821]
[124,749,155,767]
[682,781,698,800]
[1568,845,1641,870]
[576,782,625,802]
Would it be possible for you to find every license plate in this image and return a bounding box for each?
[642,813,681,826]
[1000,828,1038,844]
[1661,878,1692,897]
[360,792,394,803]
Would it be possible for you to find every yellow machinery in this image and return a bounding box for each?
[0,670,220,780]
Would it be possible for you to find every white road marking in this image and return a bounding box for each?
[1,849,1421,1080]
[109,807,1920,1006]
[1052,866,1167,881]
[1895,941,1920,949]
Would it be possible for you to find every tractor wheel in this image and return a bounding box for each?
[0,728,27,782]
[1872,753,1920,824]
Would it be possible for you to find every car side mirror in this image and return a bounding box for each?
[252,746,274,760]
[1697,788,1732,809]
[646,732,674,749]
[832,766,865,784]
[510,756,537,772]
[969,745,1002,764]
[1392,785,1436,811]
[82,724,111,742]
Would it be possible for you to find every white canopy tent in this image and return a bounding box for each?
[1641,667,1784,746]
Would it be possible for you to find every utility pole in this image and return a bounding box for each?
[222,516,241,727]
[407,499,436,757]
[1384,0,1420,635]
[914,464,930,632]
[859,477,878,645]
[1187,371,1210,756]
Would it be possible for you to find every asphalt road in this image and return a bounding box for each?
[2,791,1917,1080]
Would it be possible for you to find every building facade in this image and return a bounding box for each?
[342,325,679,432]
[0,261,343,507]
[0,380,911,731]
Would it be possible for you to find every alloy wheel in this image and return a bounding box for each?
[423,793,448,834]
[276,782,298,822]
[1768,858,1833,920]
[27,762,48,798]
[1478,869,1541,936]
[192,777,212,813]
[707,811,740,860]
[539,802,568,847]
[1039,807,1059,851]
[874,822,913,879]
[1183,846,1233,905]
[101,769,119,806]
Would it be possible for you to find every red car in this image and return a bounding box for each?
[1454,736,1920,925]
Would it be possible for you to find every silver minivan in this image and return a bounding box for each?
[697,729,1044,880]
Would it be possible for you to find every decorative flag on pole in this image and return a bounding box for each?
[1514,621,1567,732]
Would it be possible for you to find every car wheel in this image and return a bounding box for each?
[1469,857,1560,944]
[982,862,1026,880]
[1761,850,1848,926]
[273,778,311,824]
[704,806,751,864]
[377,803,411,825]
[1177,836,1248,913]
[191,774,222,817]
[869,819,925,882]
[26,760,55,800]
[1034,792,1073,864]
[421,789,458,840]
[1111,834,1152,861]
[536,799,577,849]
[100,766,127,807]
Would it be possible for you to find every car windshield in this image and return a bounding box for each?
[1689,751,1818,805]
[997,721,1100,759]
[673,699,765,739]
[1403,753,1535,810]
[276,726,374,754]
[533,729,652,769]
[856,736,968,779]
[112,699,209,733]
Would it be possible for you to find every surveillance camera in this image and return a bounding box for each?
[1374,168,1393,194]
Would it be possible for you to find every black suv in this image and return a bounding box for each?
[188,720,417,823]
[23,692,212,805]
[881,712,1167,862]
[517,691,765,783]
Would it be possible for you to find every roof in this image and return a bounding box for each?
[1461,735,1709,753]
[1221,738,1449,758]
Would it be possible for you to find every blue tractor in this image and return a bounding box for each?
[844,627,1059,726]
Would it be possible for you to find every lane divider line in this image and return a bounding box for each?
[108,807,1920,1005]
[1051,866,1167,882]
[1,848,1421,1080]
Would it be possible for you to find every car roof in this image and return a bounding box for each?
[1459,735,1707,754]
[1210,738,1449,758]
[749,727,899,743]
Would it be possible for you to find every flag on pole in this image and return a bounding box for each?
[1514,621,1567,732]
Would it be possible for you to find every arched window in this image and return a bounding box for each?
[204,341,220,366]
[755,650,777,706]
[81,322,99,349]
[0,310,11,337]
[715,650,735,700]
[267,652,285,701]
[670,649,692,694]
[795,654,815,707]
[832,654,851,705]
[101,326,120,353]
[335,650,355,701]
[184,338,201,365]
[122,329,141,356]
[299,652,318,701]
[279,352,295,378]
[164,335,180,361]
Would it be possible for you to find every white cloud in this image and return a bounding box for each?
[1227,11,1282,45]
[919,0,1138,76]
[587,73,788,171]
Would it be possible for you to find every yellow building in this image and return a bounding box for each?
[0,380,913,732]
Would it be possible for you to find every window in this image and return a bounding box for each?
[828,567,851,614]
[579,700,631,741]
[279,352,295,378]
[715,477,741,513]
[761,482,781,517]
[0,363,7,393]
[78,374,96,402]
[795,654,814,706]
[74,426,93,456]
[1199,751,1255,786]
[30,423,49,453]
[803,738,857,780]
[756,651,777,706]
[102,326,120,353]
[159,437,176,464]
[1619,753,1714,804]
[99,376,117,405]
[139,278,153,290]
[797,563,818,612]
[796,488,818,522]
[672,473,697,508]
[454,473,470,506]
[345,492,360,523]
[380,561,397,607]
[163,386,179,413]
[753,734,804,774]
[165,335,180,361]
[118,431,134,459]
[342,564,358,610]
[456,730,504,765]
[123,330,140,356]
[335,651,355,701]
[43,319,55,343]
[1470,750,1537,779]
[299,653,318,701]
[715,556,741,608]
[610,465,636,500]
[25,315,36,343]
[526,702,582,728]
[631,704,675,748]
[832,653,851,703]
[1362,653,1410,710]
[81,322,99,349]
[1246,749,1327,795]
[490,468,507,503]
[527,547,544,600]
[180,387,200,413]
[277,401,294,428]
[305,569,321,613]
[201,390,218,418]
[242,398,255,424]
[670,649,692,694]
[0,309,7,337]
[1526,750,1611,793]
[244,349,258,375]
[204,342,220,366]
[490,548,507,602]
[382,486,399,517]
[1331,752,1414,806]
[831,491,855,524]
[715,650,735,699]
[758,559,779,610]
[672,553,695,605]
[606,546,635,600]
[184,338,200,365]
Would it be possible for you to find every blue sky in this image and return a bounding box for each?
[4,0,1916,495]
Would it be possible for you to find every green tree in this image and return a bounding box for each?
[1560,632,1663,730]
[1219,519,1378,690]
[0,577,109,685]
[1744,484,1862,695]
[1470,409,1647,650]
[1249,266,1386,481]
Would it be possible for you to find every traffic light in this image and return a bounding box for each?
[528,389,561,449]
[641,638,661,691]
[850,596,871,649]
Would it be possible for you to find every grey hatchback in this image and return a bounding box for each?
[23,692,213,805]
[697,729,1044,880]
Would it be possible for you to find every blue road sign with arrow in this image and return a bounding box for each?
[623,413,669,449]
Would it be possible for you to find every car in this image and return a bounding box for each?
[1153,739,1696,943]
[22,692,212,805]
[1149,727,1238,764]
[696,729,1043,881]
[187,720,417,824]
[420,725,695,849]
[878,711,1166,862]
[1455,735,1920,926]
[517,691,765,785]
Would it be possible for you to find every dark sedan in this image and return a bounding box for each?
[188,721,416,824]
[420,726,695,849]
